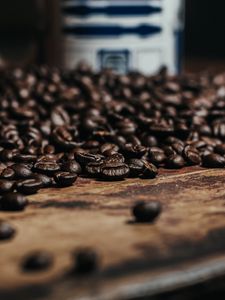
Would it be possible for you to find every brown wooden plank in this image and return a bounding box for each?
[1,167,225,299]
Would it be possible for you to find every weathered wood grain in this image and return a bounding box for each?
[1,167,225,300]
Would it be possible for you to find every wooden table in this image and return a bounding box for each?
[1,167,225,300]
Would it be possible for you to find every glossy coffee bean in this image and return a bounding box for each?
[166,155,186,169]
[0,180,14,193]
[0,220,16,240]
[183,146,201,166]
[202,153,225,168]
[73,248,99,273]
[0,193,28,211]
[140,161,158,179]
[54,172,77,187]
[100,162,129,180]
[32,174,53,188]
[11,164,33,179]
[60,160,82,174]
[132,201,161,223]
[16,179,43,195]
[127,159,144,177]
[0,168,15,180]
[33,161,60,176]
[22,251,53,272]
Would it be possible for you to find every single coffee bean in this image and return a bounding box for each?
[60,160,82,174]
[132,201,161,223]
[22,251,53,272]
[33,161,60,176]
[166,155,185,169]
[85,162,103,177]
[54,172,77,187]
[13,154,37,163]
[16,179,43,195]
[183,145,201,166]
[214,144,225,155]
[127,159,144,177]
[100,162,129,180]
[104,153,125,164]
[202,153,225,168]
[32,174,53,188]
[0,168,15,180]
[73,248,99,273]
[122,143,147,158]
[149,151,166,166]
[0,180,14,193]
[140,161,158,179]
[0,220,16,240]
[75,152,103,165]
[0,193,28,211]
[11,164,33,179]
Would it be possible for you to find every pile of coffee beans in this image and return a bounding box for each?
[0,64,225,204]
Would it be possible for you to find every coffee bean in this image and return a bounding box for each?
[0,180,14,193]
[104,153,125,164]
[85,162,103,177]
[54,172,77,187]
[0,168,15,180]
[33,161,60,176]
[166,155,186,169]
[214,144,225,155]
[127,159,144,177]
[202,153,225,168]
[32,174,53,188]
[100,162,129,180]
[140,161,158,179]
[16,179,43,195]
[73,248,99,273]
[132,201,161,223]
[76,152,103,165]
[11,164,33,179]
[0,220,16,240]
[22,251,53,272]
[183,145,201,166]
[60,160,81,174]
[0,193,28,211]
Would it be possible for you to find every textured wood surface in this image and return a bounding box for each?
[1,167,225,300]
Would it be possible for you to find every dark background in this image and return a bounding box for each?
[0,0,225,67]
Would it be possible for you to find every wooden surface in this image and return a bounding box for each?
[2,167,225,300]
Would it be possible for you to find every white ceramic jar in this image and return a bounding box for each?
[61,0,185,74]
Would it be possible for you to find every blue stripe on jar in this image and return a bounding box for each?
[63,24,162,38]
[62,5,162,17]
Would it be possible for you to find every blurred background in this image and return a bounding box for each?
[0,0,225,72]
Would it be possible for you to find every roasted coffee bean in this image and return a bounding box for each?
[32,174,53,188]
[60,160,82,174]
[13,154,37,163]
[0,168,15,180]
[149,151,166,166]
[183,145,201,166]
[140,161,158,179]
[132,201,161,223]
[122,143,147,158]
[166,155,186,169]
[85,162,103,177]
[11,164,33,179]
[104,153,125,164]
[33,161,60,176]
[75,152,103,165]
[100,143,119,156]
[202,153,225,168]
[0,180,14,193]
[54,172,77,187]
[100,162,129,180]
[0,220,16,240]
[0,193,28,211]
[127,159,144,177]
[214,144,225,155]
[16,179,43,195]
[73,248,99,273]
[22,251,53,272]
